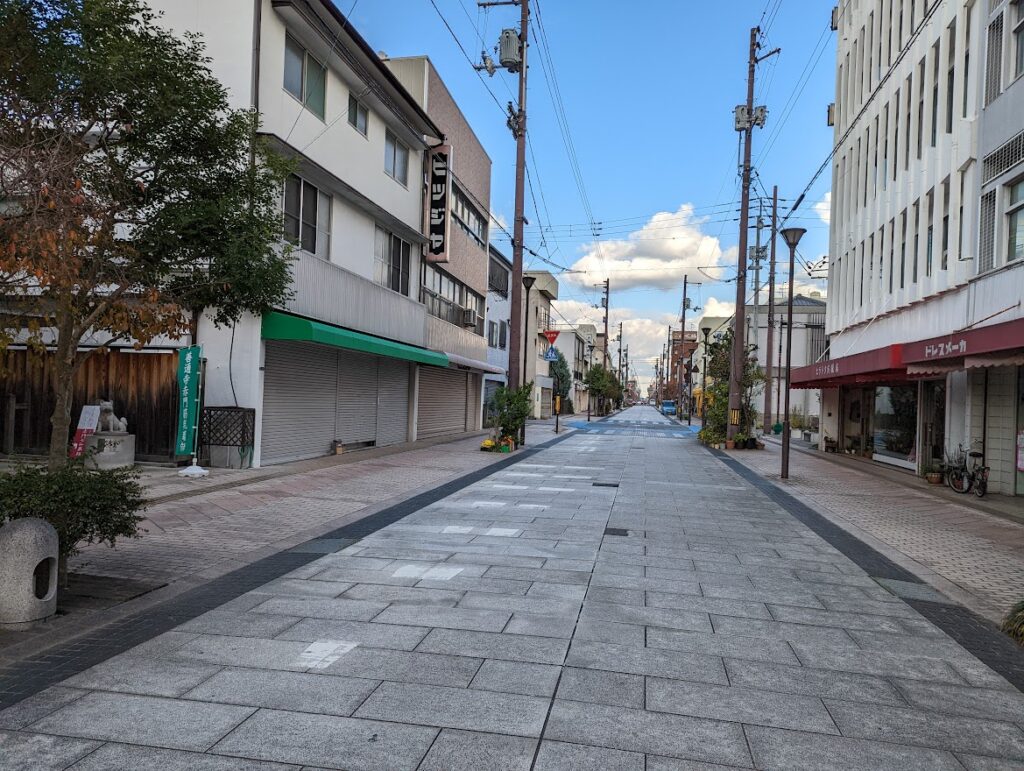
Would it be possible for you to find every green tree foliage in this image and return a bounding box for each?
[699,328,764,442]
[0,0,294,467]
[492,383,533,443]
[0,462,145,580]
[584,364,622,415]
[549,348,571,400]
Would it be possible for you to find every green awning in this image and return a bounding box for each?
[261,311,448,367]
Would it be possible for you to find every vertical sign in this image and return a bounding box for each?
[175,345,201,457]
[426,144,452,263]
[69,405,101,459]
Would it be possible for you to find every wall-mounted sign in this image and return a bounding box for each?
[426,144,452,263]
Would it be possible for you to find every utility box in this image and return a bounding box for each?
[0,518,59,630]
[499,29,521,72]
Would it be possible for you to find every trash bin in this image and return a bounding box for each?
[0,518,59,630]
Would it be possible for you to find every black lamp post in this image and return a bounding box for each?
[779,227,806,480]
[700,325,711,423]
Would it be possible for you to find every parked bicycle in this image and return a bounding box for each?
[945,442,989,497]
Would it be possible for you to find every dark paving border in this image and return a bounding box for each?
[708,446,1024,692]
[0,431,576,710]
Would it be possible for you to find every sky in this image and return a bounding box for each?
[349,0,835,389]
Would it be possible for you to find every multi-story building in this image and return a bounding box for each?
[152,0,494,465]
[794,0,1023,496]
[745,294,827,427]
[483,244,512,423]
[523,271,559,418]
[553,327,591,414]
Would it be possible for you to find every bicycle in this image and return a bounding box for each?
[945,442,989,496]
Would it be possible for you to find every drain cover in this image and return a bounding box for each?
[604,527,629,537]
[593,482,619,488]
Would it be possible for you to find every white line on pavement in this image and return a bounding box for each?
[295,640,358,670]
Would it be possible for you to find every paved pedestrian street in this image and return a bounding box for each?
[2,407,1023,770]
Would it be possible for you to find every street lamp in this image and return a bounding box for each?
[779,227,806,481]
[700,325,711,423]
[585,342,595,422]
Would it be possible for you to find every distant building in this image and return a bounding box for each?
[523,271,559,418]
[482,245,511,424]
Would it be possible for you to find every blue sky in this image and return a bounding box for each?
[350,0,835,386]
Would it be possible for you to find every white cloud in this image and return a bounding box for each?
[813,192,831,226]
[562,204,737,291]
[551,299,680,391]
[490,212,509,231]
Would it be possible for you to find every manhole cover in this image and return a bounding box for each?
[604,527,629,537]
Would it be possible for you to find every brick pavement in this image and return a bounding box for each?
[723,439,1024,621]
[2,406,1023,770]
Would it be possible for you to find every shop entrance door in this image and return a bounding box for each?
[840,387,873,457]
[921,380,946,473]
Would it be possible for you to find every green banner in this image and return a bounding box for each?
[175,345,201,456]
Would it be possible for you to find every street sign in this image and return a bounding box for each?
[69,405,101,459]
[543,330,560,345]
[544,347,558,362]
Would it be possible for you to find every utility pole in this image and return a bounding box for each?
[617,321,623,385]
[487,0,529,390]
[726,27,777,441]
[680,274,688,415]
[763,185,778,433]
[601,278,610,370]
[752,203,765,353]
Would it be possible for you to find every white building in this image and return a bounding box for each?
[795,0,1023,496]
[483,244,511,424]
[553,326,591,414]
[153,0,492,465]
[523,271,559,419]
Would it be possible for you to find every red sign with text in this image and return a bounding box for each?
[543,330,560,346]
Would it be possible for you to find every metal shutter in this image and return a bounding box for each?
[261,341,337,464]
[376,359,410,446]
[466,373,481,432]
[336,351,378,446]
[418,366,468,438]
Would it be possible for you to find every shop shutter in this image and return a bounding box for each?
[466,373,481,431]
[376,359,410,446]
[336,351,379,447]
[418,366,468,438]
[261,341,337,463]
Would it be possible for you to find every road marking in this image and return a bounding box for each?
[518,504,548,510]
[491,484,529,490]
[295,640,357,670]
[553,474,593,479]
[539,486,576,492]
[504,472,543,477]
[470,501,506,507]
[563,466,603,470]
[442,525,474,534]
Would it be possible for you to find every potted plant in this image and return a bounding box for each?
[725,438,736,450]
[732,433,746,450]
[1001,600,1024,646]
[924,465,943,484]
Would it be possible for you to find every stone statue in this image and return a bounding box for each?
[97,400,128,433]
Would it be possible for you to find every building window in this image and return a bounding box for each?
[925,191,934,277]
[348,94,368,136]
[1014,0,1024,80]
[452,186,487,244]
[283,174,331,258]
[384,130,409,186]
[488,258,510,296]
[912,201,920,283]
[941,178,950,270]
[488,320,499,347]
[985,14,1004,106]
[1008,178,1024,263]
[946,20,956,133]
[900,210,907,289]
[284,35,326,120]
[421,263,485,335]
[374,226,411,296]
[487,320,508,349]
[930,43,939,147]
[963,8,972,117]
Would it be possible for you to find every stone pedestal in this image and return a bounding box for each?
[0,518,59,630]
[85,432,136,469]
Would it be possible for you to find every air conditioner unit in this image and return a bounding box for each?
[461,308,480,328]
[499,29,522,72]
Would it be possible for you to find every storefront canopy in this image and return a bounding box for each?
[790,344,905,389]
[262,311,449,367]
[792,316,1024,389]
[443,352,506,374]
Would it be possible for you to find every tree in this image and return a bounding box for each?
[549,348,571,401]
[584,364,621,415]
[0,0,294,469]
[700,328,764,441]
